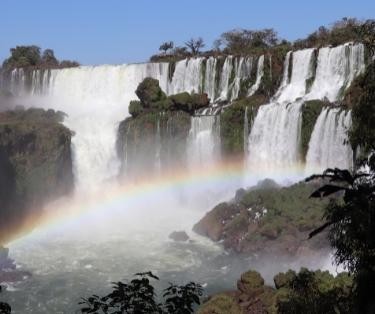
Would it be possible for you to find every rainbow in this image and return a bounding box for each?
[8,159,307,245]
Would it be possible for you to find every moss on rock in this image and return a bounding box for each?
[0,108,73,243]
[220,94,265,158]
[300,99,327,161]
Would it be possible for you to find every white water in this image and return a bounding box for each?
[247,43,364,178]
[187,115,221,169]
[307,43,365,101]
[306,108,353,174]
[248,55,264,96]
[247,49,315,176]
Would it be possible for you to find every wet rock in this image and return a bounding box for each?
[0,247,15,270]
[169,231,189,242]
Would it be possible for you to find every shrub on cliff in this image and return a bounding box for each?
[168,92,209,114]
[128,100,144,117]
[128,78,209,117]
[135,78,167,108]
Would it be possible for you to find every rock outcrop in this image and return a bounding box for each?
[193,180,330,258]
[0,107,74,243]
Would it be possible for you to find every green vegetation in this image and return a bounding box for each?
[79,272,203,314]
[293,17,374,49]
[306,166,375,313]
[300,100,327,160]
[128,78,210,117]
[0,107,73,244]
[1,45,79,72]
[193,180,330,254]
[349,60,375,155]
[198,268,352,314]
[276,268,353,314]
[240,181,329,234]
[220,95,265,158]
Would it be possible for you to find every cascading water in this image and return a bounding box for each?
[246,43,365,178]
[168,58,204,95]
[187,115,221,169]
[248,55,264,96]
[307,43,365,101]
[246,49,315,175]
[204,57,217,101]
[230,57,253,101]
[306,108,353,174]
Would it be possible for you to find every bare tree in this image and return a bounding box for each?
[184,37,205,55]
[159,41,174,54]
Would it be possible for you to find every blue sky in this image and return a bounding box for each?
[0,0,374,65]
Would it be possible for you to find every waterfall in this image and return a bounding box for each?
[243,106,249,156]
[204,57,217,101]
[307,43,365,101]
[246,43,364,177]
[247,101,303,173]
[5,43,365,187]
[187,115,221,169]
[217,56,234,101]
[248,55,264,96]
[168,58,203,94]
[246,49,314,174]
[306,108,353,174]
[276,48,315,103]
[230,57,253,101]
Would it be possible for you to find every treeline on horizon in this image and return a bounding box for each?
[1,46,79,73]
[1,17,375,73]
[151,17,375,62]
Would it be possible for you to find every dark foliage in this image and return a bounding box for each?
[277,268,353,314]
[159,42,174,54]
[306,164,375,313]
[79,272,203,314]
[216,28,280,55]
[184,38,205,55]
[0,286,11,314]
[349,60,375,154]
[2,46,79,71]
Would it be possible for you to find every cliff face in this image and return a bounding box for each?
[117,110,191,177]
[0,108,74,243]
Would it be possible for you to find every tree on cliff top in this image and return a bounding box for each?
[185,38,205,55]
[2,45,79,71]
[216,28,279,54]
[159,41,174,55]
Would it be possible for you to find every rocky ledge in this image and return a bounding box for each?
[193,179,331,258]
